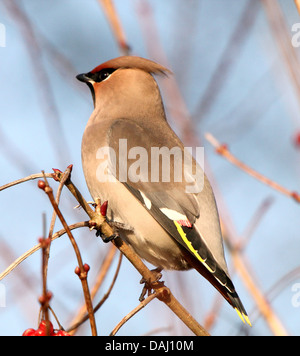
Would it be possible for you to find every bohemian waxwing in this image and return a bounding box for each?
[77,56,251,326]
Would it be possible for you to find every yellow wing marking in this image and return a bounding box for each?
[174,220,214,273]
[174,221,252,327]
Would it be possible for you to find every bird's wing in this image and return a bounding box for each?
[108,120,227,281]
[107,119,250,324]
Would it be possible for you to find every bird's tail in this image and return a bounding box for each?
[181,247,251,326]
[226,290,252,326]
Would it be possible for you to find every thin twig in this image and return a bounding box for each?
[98,0,131,55]
[38,173,97,336]
[136,0,198,146]
[53,171,210,336]
[68,250,122,334]
[92,251,122,313]
[44,166,73,291]
[112,237,210,336]
[262,0,300,119]
[110,292,157,336]
[68,244,117,332]
[0,173,53,192]
[295,0,300,15]
[3,0,72,166]
[156,285,210,336]
[205,133,291,335]
[205,133,300,203]
[230,248,288,336]
[38,234,51,335]
[240,196,274,250]
[37,167,73,335]
[193,0,259,121]
[90,245,118,299]
[204,196,274,331]
[0,222,89,281]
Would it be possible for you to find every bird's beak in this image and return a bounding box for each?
[76,73,96,107]
[76,73,92,83]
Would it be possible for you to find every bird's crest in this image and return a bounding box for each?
[90,56,172,77]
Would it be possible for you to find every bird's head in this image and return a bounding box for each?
[76,56,171,119]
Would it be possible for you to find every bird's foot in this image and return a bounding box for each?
[139,268,163,302]
[96,230,118,243]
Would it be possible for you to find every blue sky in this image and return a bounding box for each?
[0,0,300,336]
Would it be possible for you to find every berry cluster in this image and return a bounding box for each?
[22,320,70,336]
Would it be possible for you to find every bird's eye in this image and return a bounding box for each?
[90,68,116,83]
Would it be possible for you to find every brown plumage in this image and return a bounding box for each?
[90,56,172,76]
[77,56,251,326]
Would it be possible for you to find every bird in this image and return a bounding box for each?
[77,56,251,326]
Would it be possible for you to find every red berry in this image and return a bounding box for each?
[22,328,36,336]
[38,320,54,335]
[54,330,71,336]
[34,329,46,336]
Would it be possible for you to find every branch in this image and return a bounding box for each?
[0,173,53,192]
[38,235,52,335]
[205,133,300,203]
[110,293,157,336]
[38,173,97,336]
[295,0,300,15]
[98,0,131,55]
[113,238,210,336]
[0,222,89,281]
[193,0,259,121]
[68,244,118,333]
[230,248,288,336]
[1,166,210,335]
[43,166,73,293]
[53,169,210,336]
[261,0,300,118]
[205,133,290,335]
[68,248,122,335]
[136,0,198,146]
[3,0,72,166]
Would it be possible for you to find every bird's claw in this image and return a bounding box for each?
[139,268,163,301]
[95,230,118,243]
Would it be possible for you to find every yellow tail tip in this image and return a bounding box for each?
[235,308,252,327]
[244,314,252,327]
